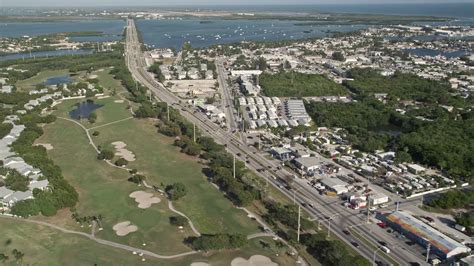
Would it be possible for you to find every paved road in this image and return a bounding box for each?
[125,18,427,266]
[216,58,239,132]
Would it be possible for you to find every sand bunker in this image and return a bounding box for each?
[190,263,210,266]
[112,141,136,162]
[130,191,161,209]
[114,100,125,103]
[35,143,54,150]
[88,74,98,79]
[113,221,138,236]
[231,255,277,266]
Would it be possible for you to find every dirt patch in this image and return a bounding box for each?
[129,191,161,209]
[190,263,210,266]
[231,255,278,266]
[88,74,98,79]
[112,141,136,162]
[114,100,125,103]
[35,143,54,150]
[113,221,138,236]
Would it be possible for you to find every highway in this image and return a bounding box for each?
[125,18,425,266]
[216,58,239,132]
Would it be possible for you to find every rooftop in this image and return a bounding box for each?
[384,211,470,257]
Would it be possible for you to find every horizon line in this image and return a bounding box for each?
[2,2,473,8]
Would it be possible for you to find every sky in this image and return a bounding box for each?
[1,0,473,7]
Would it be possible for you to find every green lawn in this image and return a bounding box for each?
[37,118,193,255]
[0,218,294,266]
[0,218,170,266]
[53,96,132,128]
[93,118,261,235]
[15,69,70,91]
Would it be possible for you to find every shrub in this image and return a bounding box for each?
[115,158,128,167]
[169,216,188,226]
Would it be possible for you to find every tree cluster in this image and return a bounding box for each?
[260,71,347,97]
[185,234,248,251]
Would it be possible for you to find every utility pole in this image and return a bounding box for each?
[193,123,196,142]
[327,218,331,238]
[425,242,431,263]
[297,205,301,243]
[233,154,236,179]
[367,196,370,223]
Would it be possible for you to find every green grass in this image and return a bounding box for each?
[0,218,293,266]
[15,69,70,91]
[37,118,194,255]
[0,218,169,266]
[53,96,132,129]
[93,118,261,235]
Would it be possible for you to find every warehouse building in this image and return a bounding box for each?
[320,177,350,195]
[378,211,471,259]
[294,157,320,175]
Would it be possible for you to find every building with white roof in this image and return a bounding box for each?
[2,191,33,207]
[320,177,350,194]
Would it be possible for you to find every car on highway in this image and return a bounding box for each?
[343,230,351,235]
[351,242,360,248]
[423,216,435,224]
[377,222,387,229]
[380,246,390,254]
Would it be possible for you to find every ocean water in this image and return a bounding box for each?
[0,19,125,38]
[170,3,474,19]
[0,3,472,53]
[137,18,370,50]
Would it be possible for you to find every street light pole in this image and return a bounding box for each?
[233,154,236,179]
[327,217,332,238]
[425,242,431,263]
[297,205,301,243]
[372,246,383,266]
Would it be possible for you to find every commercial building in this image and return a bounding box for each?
[320,177,350,195]
[369,193,389,205]
[270,147,292,160]
[407,163,426,174]
[379,211,471,259]
[293,157,320,174]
